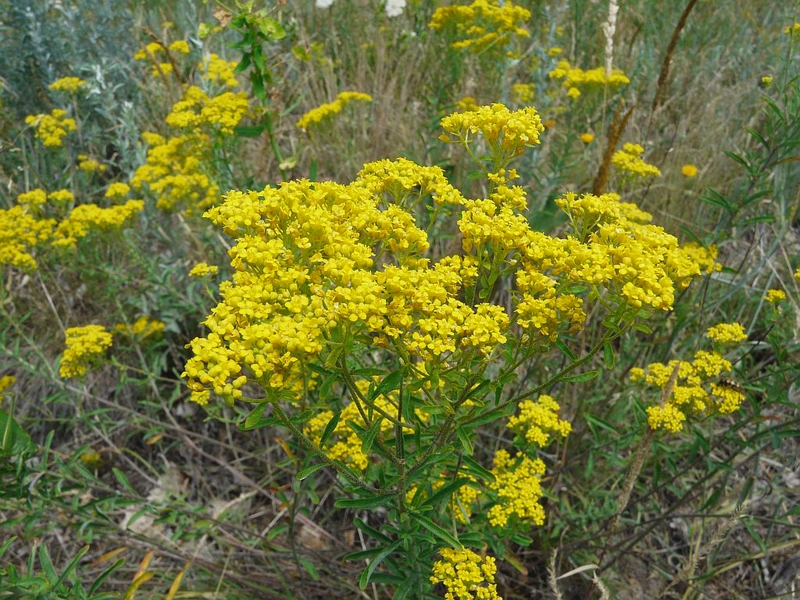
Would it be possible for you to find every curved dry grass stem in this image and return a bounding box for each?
[651,0,700,112]
[592,102,635,195]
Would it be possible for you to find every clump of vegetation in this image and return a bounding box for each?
[1,1,798,598]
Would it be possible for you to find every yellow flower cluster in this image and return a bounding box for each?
[632,336,746,433]
[511,83,534,104]
[765,289,786,303]
[132,132,219,213]
[105,182,131,199]
[78,154,106,174]
[166,86,250,135]
[0,206,55,270]
[185,104,718,408]
[25,109,77,147]
[0,375,16,403]
[457,96,480,112]
[706,322,747,344]
[507,394,572,447]
[440,103,544,161]
[52,200,144,248]
[430,548,502,600]
[296,91,373,131]
[49,76,86,94]
[429,0,531,57]
[681,164,698,177]
[202,53,239,88]
[169,40,190,55]
[611,143,661,178]
[17,189,48,211]
[487,450,546,528]
[356,157,466,208]
[551,192,718,311]
[580,132,595,144]
[189,262,219,277]
[59,325,113,378]
[48,189,75,205]
[549,59,631,98]
[785,23,800,37]
[114,316,166,339]
[132,55,249,213]
[134,42,166,61]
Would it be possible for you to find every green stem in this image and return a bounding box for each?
[269,400,382,494]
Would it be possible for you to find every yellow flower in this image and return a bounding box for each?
[48,189,75,205]
[168,40,190,54]
[114,316,166,339]
[105,182,131,199]
[612,143,661,178]
[52,201,144,248]
[189,262,219,278]
[547,47,563,56]
[430,548,502,600]
[17,189,48,210]
[25,109,76,147]
[681,164,698,177]
[60,325,113,378]
[706,322,747,343]
[0,206,55,270]
[794,267,800,280]
[456,96,479,112]
[0,375,15,403]
[507,394,571,448]
[429,0,531,56]
[487,450,546,528]
[297,91,372,131]
[765,289,786,303]
[580,132,594,144]
[49,76,86,94]
[761,76,773,86]
[511,83,534,104]
[78,155,106,174]
[203,53,239,88]
[549,59,630,92]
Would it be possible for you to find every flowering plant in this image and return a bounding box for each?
[184,103,718,596]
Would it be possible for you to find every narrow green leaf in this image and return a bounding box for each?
[38,545,58,583]
[408,512,460,548]
[633,323,653,335]
[89,559,125,594]
[372,369,404,400]
[561,370,599,383]
[319,411,341,446]
[603,342,616,369]
[455,426,473,455]
[555,339,576,361]
[299,557,320,580]
[112,468,136,494]
[297,463,327,481]
[460,455,495,482]
[335,493,395,510]
[242,402,269,431]
[233,53,251,73]
[353,518,392,544]
[233,125,267,138]
[0,409,35,457]
[55,545,89,589]
[359,539,402,589]
[361,417,383,454]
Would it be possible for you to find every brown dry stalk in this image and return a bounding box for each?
[608,363,681,537]
[591,102,636,195]
[651,0,701,111]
